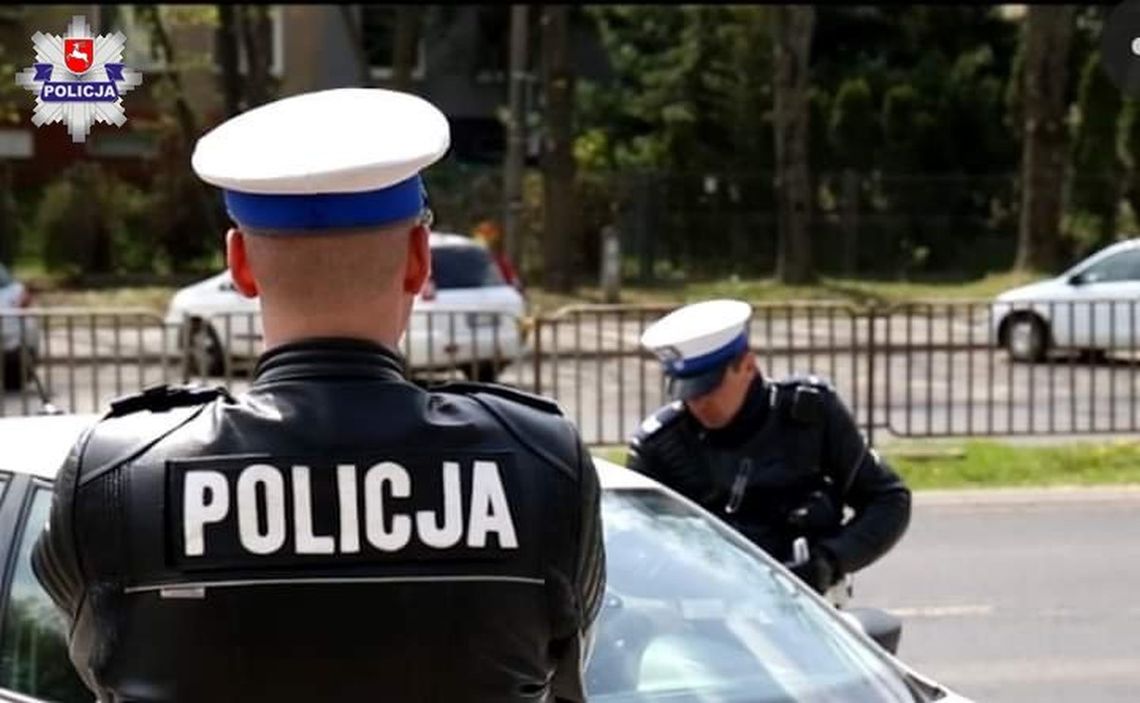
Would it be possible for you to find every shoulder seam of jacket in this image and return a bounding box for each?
[463,392,579,483]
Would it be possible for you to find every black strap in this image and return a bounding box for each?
[78,403,213,489]
[107,384,232,418]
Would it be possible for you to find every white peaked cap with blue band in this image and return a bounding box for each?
[190,88,450,232]
[640,299,754,401]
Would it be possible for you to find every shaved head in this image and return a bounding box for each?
[226,216,431,349]
[242,219,416,309]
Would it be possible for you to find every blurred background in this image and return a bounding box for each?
[0,5,1125,295]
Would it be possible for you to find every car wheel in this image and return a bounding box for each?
[1006,315,1048,363]
[183,319,227,377]
[1,349,34,392]
[463,360,505,383]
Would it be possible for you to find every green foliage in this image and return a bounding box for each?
[1118,100,1140,227]
[29,156,223,278]
[576,5,1030,279]
[35,163,159,277]
[829,78,877,170]
[580,5,773,174]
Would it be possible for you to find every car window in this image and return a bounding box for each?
[0,265,11,288]
[586,489,914,703]
[1081,249,1140,284]
[431,246,505,289]
[0,486,88,702]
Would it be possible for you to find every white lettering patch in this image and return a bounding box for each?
[168,455,523,568]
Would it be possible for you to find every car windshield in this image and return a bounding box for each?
[586,489,916,703]
[431,246,504,289]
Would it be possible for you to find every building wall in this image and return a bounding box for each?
[279,5,364,97]
[3,4,615,181]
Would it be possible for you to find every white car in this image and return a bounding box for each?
[0,413,971,703]
[164,233,526,382]
[0,263,38,391]
[993,238,1140,362]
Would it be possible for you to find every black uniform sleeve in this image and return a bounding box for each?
[816,391,911,575]
[575,444,606,633]
[626,403,685,482]
[465,387,607,703]
[626,437,656,478]
[31,424,94,623]
[551,439,606,701]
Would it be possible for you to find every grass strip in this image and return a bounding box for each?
[591,439,1140,491]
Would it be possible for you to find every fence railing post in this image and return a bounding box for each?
[865,304,877,446]
[531,315,543,396]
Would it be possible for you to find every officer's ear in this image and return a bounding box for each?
[225,228,259,298]
[403,222,431,295]
[732,349,757,376]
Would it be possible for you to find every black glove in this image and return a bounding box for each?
[790,548,839,595]
[786,490,840,536]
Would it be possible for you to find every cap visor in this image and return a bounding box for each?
[667,365,729,402]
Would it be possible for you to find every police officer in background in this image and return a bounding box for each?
[32,89,605,702]
[628,299,910,600]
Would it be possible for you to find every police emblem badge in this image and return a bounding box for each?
[14,15,144,143]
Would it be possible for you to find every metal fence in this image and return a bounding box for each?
[0,308,531,418]
[4,301,1140,446]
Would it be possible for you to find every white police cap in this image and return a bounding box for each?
[640,299,753,401]
[191,88,450,232]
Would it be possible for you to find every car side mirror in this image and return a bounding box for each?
[1068,272,1087,287]
[219,280,236,292]
[846,607,902,655]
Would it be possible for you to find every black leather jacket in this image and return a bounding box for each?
[32,338,605,702]
[627,375,910,576]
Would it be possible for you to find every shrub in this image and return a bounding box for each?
[35,162,161,277]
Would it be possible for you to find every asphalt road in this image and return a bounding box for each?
[858,488,1140,703]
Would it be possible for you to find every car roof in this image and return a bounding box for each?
[0,414,99,479]
[429,232,482,249]
[1071,236,1140,269]
[0,414,647,490]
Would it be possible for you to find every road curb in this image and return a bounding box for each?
[915,484,1140,505]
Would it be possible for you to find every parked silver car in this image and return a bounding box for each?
[164,233,526,382]
[992,238,1140,362]
[0,263,38,391]
[0,414,970,702]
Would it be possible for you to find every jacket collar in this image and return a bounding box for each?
[253,337,408,385]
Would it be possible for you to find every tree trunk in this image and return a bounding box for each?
[238,5,273,109]
[138,6,222,239]
[541,5,576,293]
[216,4,242,116]
[1015,5,1075,273]
[772,5,816,284]
[0,165,16,267]
[841,169,860,275]
[503,4,529,268]
[393,5,420,91]
[96,5,119,34]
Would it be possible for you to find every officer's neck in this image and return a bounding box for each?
[259,302,405,352]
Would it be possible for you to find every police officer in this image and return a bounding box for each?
[32,89,605,702]
[628,299,910,599]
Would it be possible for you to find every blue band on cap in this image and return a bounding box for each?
[223,175,426,230]
[664,332,749,378]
